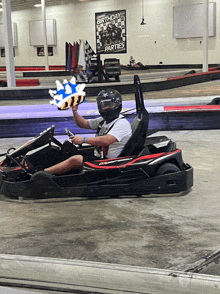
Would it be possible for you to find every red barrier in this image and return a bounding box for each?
[3,79,39,87]
[167,70,220,81]
[164,105,220,112]
[0,66,66,72]
[208,67,220,71]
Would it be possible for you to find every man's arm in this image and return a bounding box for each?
[72,105,90,129]
[72,134,117,146]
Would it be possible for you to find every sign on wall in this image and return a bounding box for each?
[173,2,216,38]
[95,10,127,54]
[29,19,57,46]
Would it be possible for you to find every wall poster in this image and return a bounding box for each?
[95,10,127,54]
[37,47,53,57]
[1,48,15,57]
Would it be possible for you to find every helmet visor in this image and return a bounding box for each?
[98,98,118,112]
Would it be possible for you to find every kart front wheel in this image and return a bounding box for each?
[156,163,180,175]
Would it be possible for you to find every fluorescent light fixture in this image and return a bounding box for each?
[0,8,3,12]
[140,18,146,25]
[34,4,42,7]
[140,0,146,25]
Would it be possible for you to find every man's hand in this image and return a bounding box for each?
[71,135,117,147]
[71,135,84,145]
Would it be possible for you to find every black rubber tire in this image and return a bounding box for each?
[156,163,180,175]
[31,170,53,181]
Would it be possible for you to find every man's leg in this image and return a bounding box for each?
[45,155,83,175]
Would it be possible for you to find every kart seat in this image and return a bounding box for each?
[119,114,148,157]
[119,75,149,157]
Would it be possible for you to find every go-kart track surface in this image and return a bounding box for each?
[1,74,220,292]
[1,131,220,275]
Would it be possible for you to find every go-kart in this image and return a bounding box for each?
[0,76,193,200]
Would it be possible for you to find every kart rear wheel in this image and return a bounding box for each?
[156,163,180,175]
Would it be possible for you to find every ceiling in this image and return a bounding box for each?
[4,0,82,12]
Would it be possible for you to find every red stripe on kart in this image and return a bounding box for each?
[85,150,181,169]
[11,167,22,171]
[0,166,22,171]
[95,155,135,163]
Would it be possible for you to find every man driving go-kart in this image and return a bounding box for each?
[0,75,193,200]
[45,89,132,175]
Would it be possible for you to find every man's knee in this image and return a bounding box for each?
[68,155,83,166]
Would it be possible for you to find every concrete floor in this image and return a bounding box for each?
[1,130,220,275]
[1,75,220,278]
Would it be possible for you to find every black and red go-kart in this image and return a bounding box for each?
[0,76,193,200]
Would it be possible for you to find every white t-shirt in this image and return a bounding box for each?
[88,115,132,159]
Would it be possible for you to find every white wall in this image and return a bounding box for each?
[0,0,219,66]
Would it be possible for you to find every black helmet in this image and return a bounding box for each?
[97,89,122,123]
